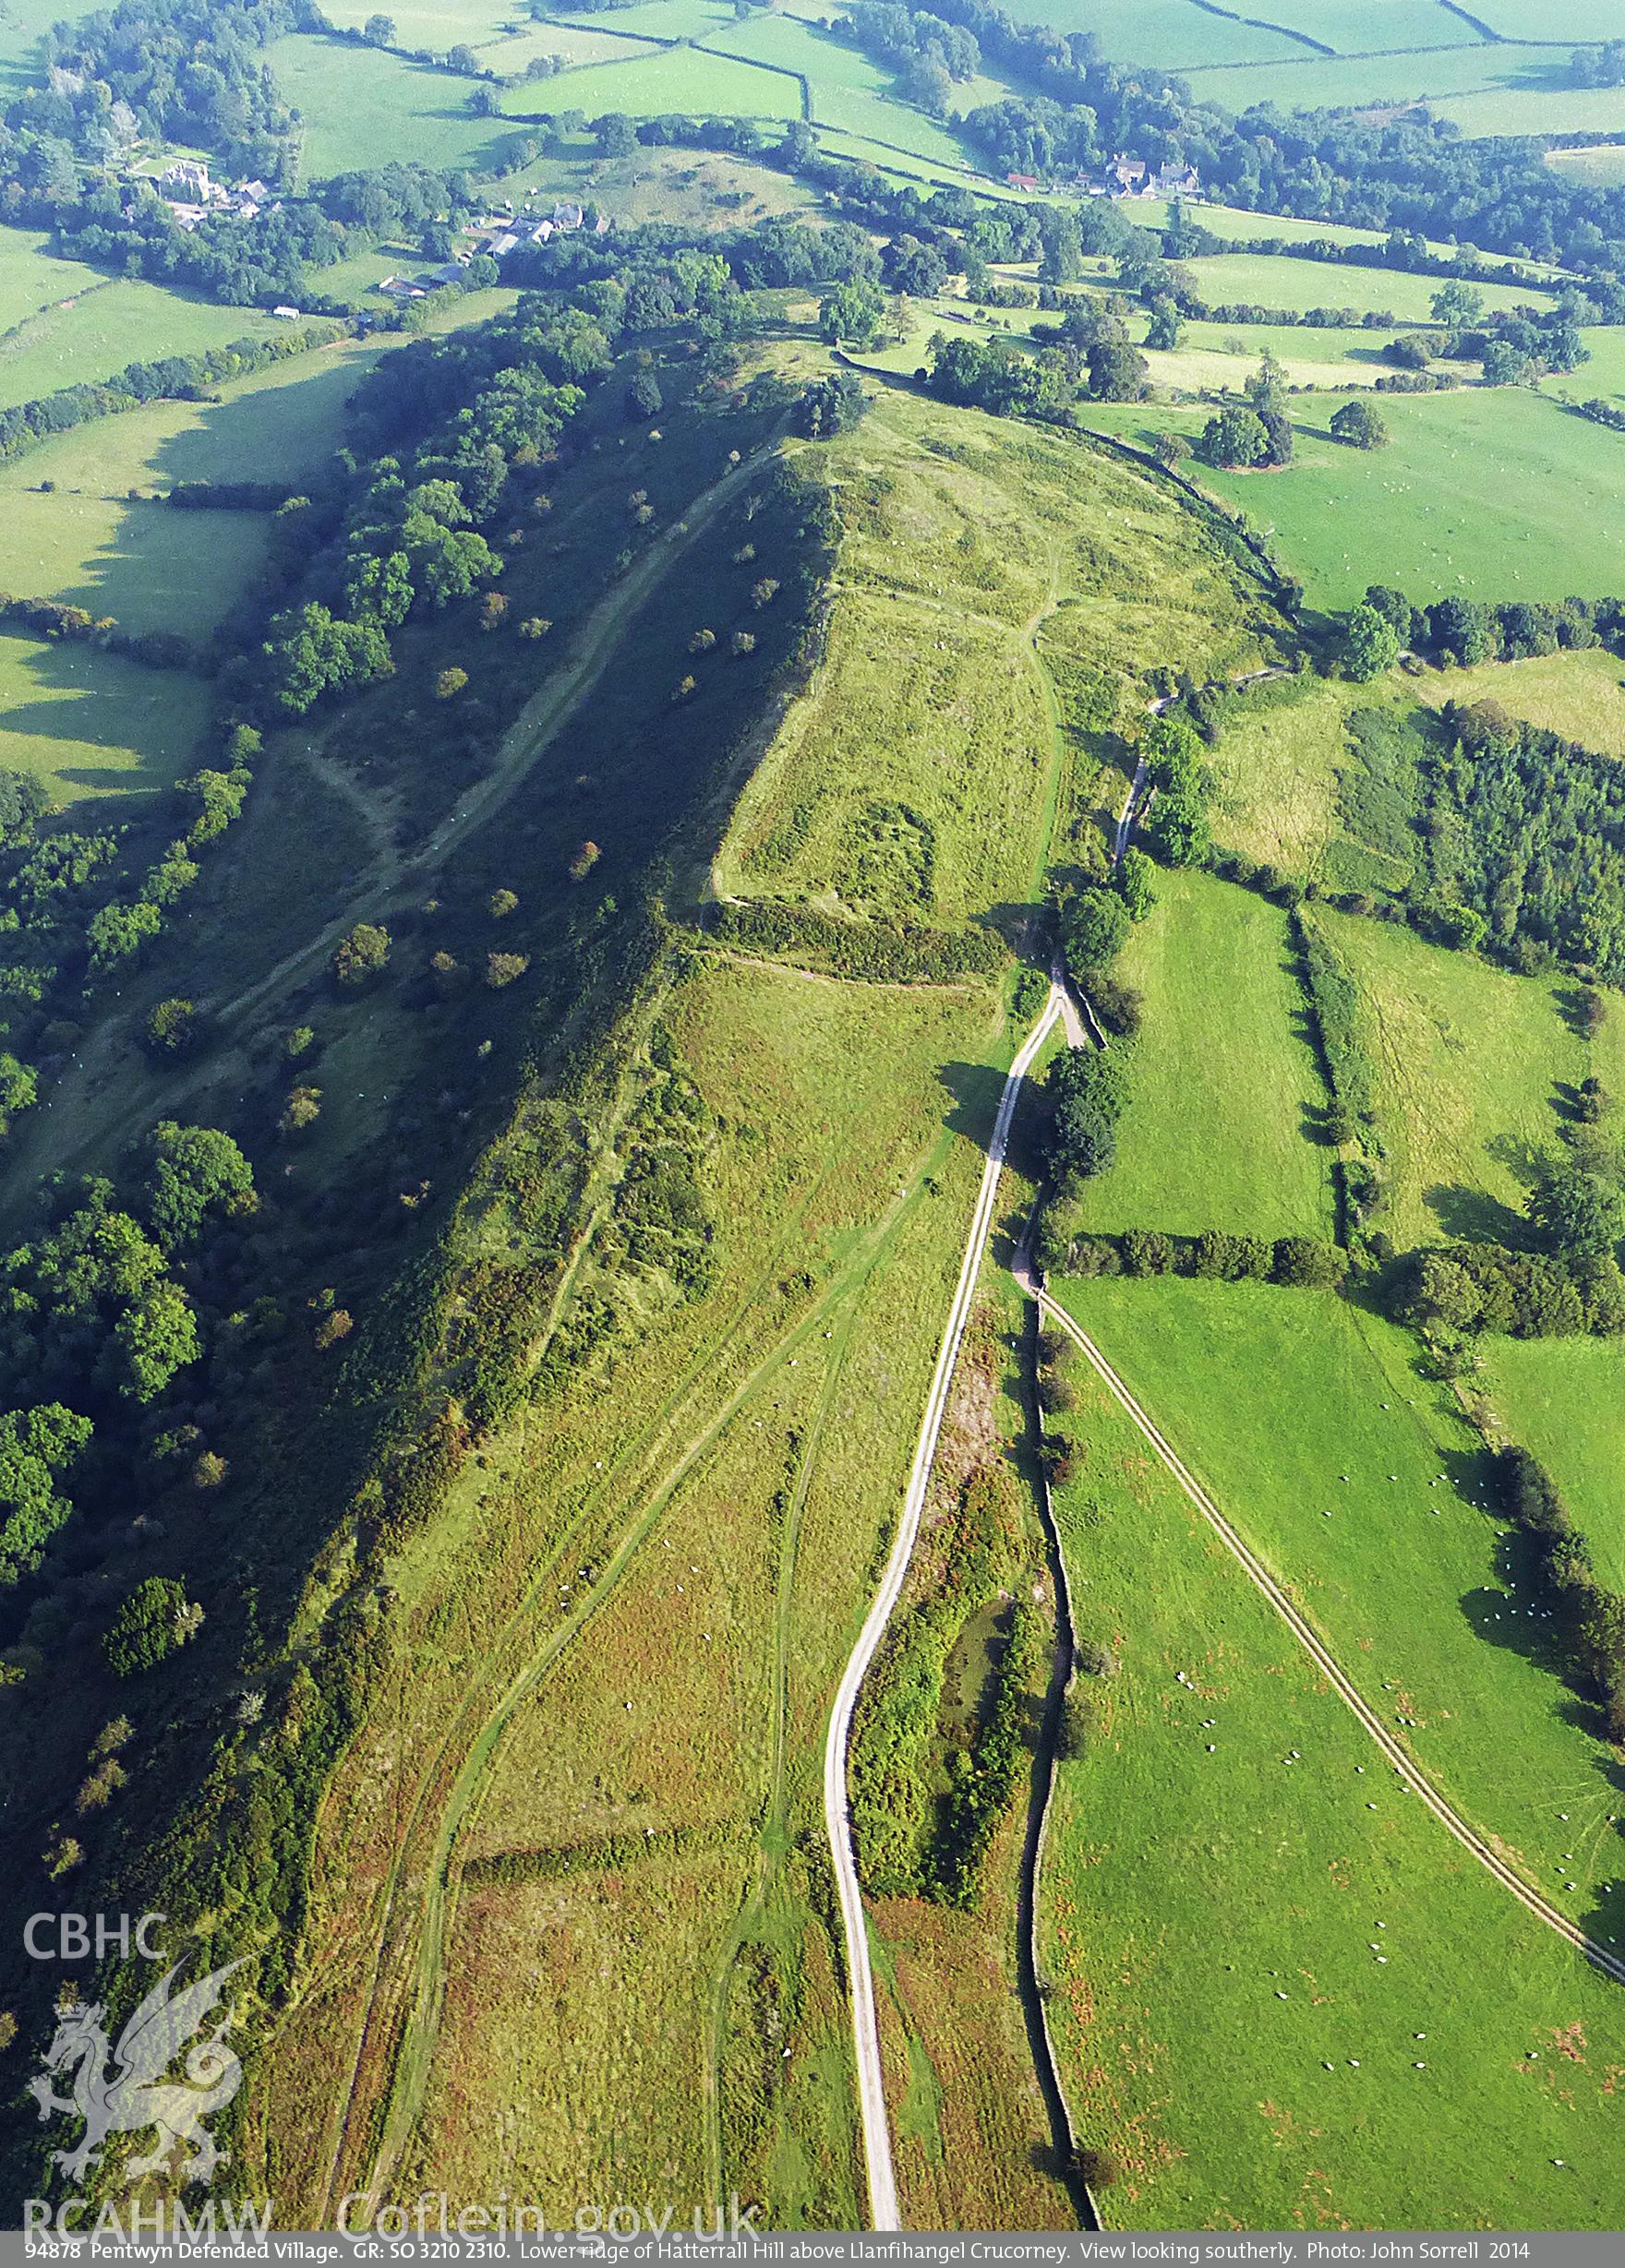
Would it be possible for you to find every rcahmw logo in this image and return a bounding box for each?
[24,1916,254,2225]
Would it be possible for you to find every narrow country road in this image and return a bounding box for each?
[824,984,1064,2232]
[1111,756,1147,866]
[830,954,1625,2233]
[1022,1283,1625,1994]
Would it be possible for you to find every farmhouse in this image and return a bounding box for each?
[157,157,213,201]
[1083,155,1202,199]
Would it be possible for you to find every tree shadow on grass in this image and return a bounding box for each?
[1424,1181,1535,1246]
[939,1059,1011,1157]
[1459,1547,1625,1952]
[1555,982,1598,1041]
[0,626,206,810]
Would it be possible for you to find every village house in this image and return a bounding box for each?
[1084,155,1202,200]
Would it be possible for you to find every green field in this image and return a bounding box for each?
[1089,387,1625,611]
[1143,200,1569,280]
[1317,908,1625,1250]
[502,40,802,119]
[701,10,988,162]
[1475,0,1625,30]
[0,225,110,336]
[1183,250,1553,324]
[1055,1277,1625,1947]
[1206,674,1383,879]
[1412,647,1625,757]
[1044,1319,1625,2228]
[1484,1338,1625,1593]
[0,312,511,637]
[1548,145,1625,188]
[1070,867,1335,1241]
[0,270,283,413]
[318,0,646,49]
[267,33,528,177]
[997,0,1301,66]
[1234,0,1483,48]
[1434,75,1625,138]
[0,627,212,808]
[0,0,100,99]
[1147,318,1439,394]
[1174,42,1603,126]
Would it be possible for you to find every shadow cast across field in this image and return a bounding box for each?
[1423,1181,1537,1246]
[0,626,203,806]
[937,1058,1010,1156]
[8,345,379,638]
[1458,1566,1625,1943]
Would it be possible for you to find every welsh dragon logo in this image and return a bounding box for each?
[27,1957,247,2190]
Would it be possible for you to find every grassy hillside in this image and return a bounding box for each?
[211,366,1277,2226]
[719,394,1279,930]
[1043,1325,1625,2229]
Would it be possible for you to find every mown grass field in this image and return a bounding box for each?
[1435,75,1625,138]
[554,0,734,35]
[1043,1321,1625,2229]
[1549,146,1625,188]
[1476,0,1625,30]
[1054,1277,1625,1951]
[1089,387,1625,610]
[700,9,983,162]
[1547,328,1625,402]
[1318,907,1625,1249]
[0,0,99,98]
[0,224,109,334]
[1178,42,1594,125]
[0,265,283,412]
[0,627,212,807]
[1146,318,1444,396]
[1244,0,1484,48]
[1144,200,1571,279]
[1069,867,1335,1242]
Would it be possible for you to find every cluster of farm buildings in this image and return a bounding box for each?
[378,199,608,299]
[1005,157,1202,199]
[147,159,608,306]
